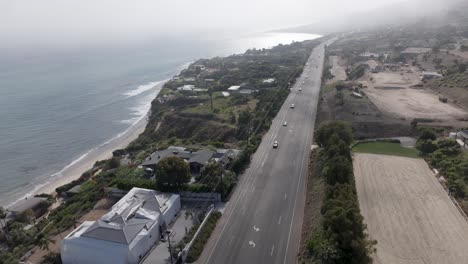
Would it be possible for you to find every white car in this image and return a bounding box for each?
[290,104,295,109]
[283,121,287,126]
[299,88,302,91]
[273,141,278,149]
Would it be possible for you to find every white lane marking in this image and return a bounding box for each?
[253,226,260,232]
[249,241,256,248]
[270,245,275,256]
[278,215,282,225]
[206,46,324,263]
[284,193,287,200]
[283,47,324,264]
[241,207,246,216]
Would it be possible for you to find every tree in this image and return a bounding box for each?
[315,121,353,148]
[36,233,55,252]
[416,139,437,155]
[0,207,9,239]
[418,127,437,141]
[156,157,191,191]
[41,252,62,264]
[200,163,224,189]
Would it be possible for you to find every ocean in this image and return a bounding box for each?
[0,32,320,207]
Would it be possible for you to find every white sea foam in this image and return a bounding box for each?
[123,80,164,97]
[50,149,96,178]
[6,182,49,209]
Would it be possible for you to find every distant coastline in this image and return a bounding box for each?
[1,32,320,210]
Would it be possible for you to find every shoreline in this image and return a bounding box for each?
[6,81,166,209]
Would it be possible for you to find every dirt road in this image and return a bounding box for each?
[353,153,468,264]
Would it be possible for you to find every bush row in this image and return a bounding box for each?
[307,121,376,264]
[185,211,222,263]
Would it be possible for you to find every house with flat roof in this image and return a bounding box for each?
[421,71,443,81]
[401,47,432,55]
[61,188,181,264]
[227,85,241,92]
[457,130,468,147]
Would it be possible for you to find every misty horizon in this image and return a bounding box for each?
[2,0,460,50]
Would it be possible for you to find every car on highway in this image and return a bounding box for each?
[302,81,305,84]
[283,121,287,126]
[290,104,295,109]
[273,141,278,148]
[299,87,302,91]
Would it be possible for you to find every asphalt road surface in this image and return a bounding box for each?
[198,40,328,264]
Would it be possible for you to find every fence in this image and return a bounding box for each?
[180,204,215,262]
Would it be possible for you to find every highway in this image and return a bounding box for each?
[197,40,328,264]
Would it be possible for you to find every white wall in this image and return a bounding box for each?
[62,236,129,264]
[162,195,181,225]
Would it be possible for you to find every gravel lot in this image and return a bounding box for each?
[360,70,468,120]
[353,153,468,264]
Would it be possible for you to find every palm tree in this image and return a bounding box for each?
[0,206,9,238]
[36,233,55,252]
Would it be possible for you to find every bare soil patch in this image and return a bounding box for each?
[328,56,347,83]
[360,69,468,122]
[26,198,115,263]
[353,153,468,264]
[318,84,415,139]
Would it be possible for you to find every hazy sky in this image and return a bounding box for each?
[0,0,437,48]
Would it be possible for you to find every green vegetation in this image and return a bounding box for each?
[185,211,222,263]
[352,142,420,158]
[416,128,468,199]
[346,64,366,80]
[156,156,191,191]
[306,121,376,264]
[0,40,320,263]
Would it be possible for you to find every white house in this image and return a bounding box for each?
[61,188,181,264]
[227,85,241,92]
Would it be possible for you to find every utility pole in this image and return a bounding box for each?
[166,230,175,264]
[220,172,224,201]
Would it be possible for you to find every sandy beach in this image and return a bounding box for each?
[6,81,166,209]
[35,113,148,196]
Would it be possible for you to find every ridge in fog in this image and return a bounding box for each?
[0,0,426,49]
[281,0,466,34]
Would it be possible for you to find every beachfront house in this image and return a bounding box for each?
[61,187,181,264]
[141,146,239,176]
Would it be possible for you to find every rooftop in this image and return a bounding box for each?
[401,47,432,54]
[227,85,241,91]
[141,147,239,168]
[66,188,176,245]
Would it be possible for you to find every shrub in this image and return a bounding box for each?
[186,211,222,262]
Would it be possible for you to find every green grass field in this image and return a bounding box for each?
[352,142,420,158]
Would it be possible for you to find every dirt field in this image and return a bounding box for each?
[26,198,115,263]
[353,153,468,264]
[328,55,347,83]
[360,69,468,121]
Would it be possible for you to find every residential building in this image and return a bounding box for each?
[457,130,468,146]
[421,71,443,81]
[61,188,181,264]
[141,146,239,174]
[227,85,241,92]
[262,78,276,84]
[401,47,432,55]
